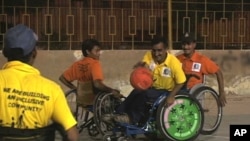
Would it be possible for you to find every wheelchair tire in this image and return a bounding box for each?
[65,89,79,119]
[156,94,204,141]
[65,89,97,135]
[193,86,223,135]
[87,120,99,136]
[94,93,121,135]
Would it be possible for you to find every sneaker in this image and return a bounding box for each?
[102,114,115,124]
[113,114,131,124]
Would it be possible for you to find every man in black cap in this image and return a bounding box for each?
[176,32,227,106]
[0,24,79,141]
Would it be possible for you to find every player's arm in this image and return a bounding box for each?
[92,62,122,98]
[59,74,76,90]
[66,126,79,141]
[133,51,152,69]
[204,56,227,106]
[215,69,227,106]
[52,86,79,141]
[165,56,186,106]
[93,79,115,93]
[166,83,185,106]
[133,61,147,68]
[93,79,122,98]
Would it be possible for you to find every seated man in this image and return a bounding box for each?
[59,39,122,107]
[176,32,227,106]
[0,24,78,141]
[104,36,186,124]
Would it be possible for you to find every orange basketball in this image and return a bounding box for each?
[130,67,153,90]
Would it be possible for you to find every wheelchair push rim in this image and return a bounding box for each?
[193,86,223,135]
[157,95,204,141]
[94,92,122,135]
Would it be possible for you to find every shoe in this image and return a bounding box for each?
[102,114,115,124]
[113,114,131,124]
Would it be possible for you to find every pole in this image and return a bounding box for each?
[168,0,173,50]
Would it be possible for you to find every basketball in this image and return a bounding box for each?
[130,67,153,90]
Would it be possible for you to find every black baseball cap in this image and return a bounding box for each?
[181,32,196,43]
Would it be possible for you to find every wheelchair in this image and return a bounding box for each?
[186,74,223,135]
[93,91,204,141]
[65,89,99,136]
[189,84,223,135]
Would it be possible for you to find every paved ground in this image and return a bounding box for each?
[56,94,250,141]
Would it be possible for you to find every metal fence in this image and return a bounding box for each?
[1,0,250,50]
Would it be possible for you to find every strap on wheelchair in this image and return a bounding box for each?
[0,123,66,141]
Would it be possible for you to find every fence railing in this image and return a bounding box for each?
[1,7,250,50]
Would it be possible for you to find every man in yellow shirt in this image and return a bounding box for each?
[0,24,78,141]
[109,36,186,124]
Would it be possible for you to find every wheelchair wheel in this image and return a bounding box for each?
[156,94,203,141]
[65,89,96,135]
[87,120,100,136]
[94,93,122,135]
[102,134,116,141]
[65,89,79,119]
[193,86,222,135]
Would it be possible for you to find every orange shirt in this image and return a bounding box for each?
[63,57,104,105]
[177,51,219,89]
[63,57,103,82]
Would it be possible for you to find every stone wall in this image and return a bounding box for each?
[1,50,249,96]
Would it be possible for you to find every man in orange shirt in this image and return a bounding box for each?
[59,39,121,106]
[176,32,227,106]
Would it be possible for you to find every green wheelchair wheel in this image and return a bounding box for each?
[157,94,204,141]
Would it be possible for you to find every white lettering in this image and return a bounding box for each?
[234,129,247,136]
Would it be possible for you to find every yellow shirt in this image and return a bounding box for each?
[142,51,186,91]
[0,61,76,130]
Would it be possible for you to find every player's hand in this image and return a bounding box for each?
[165,95,175,107]
[219,91,227,107]
[111,89,124,99]
[133,61,146,68]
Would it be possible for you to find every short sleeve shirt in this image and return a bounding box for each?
[0,61,76,130]
[63,57,104,82]
[62,57,104,105]
[177,51,219,89]
[142,51,186,91]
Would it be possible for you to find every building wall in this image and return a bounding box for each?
[0,50,248,96]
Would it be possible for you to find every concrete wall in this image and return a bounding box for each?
[1,50,249,96]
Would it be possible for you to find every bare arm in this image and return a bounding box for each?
[93,79,122,98]
[133,61,147,68]
[93,79,113,92]
[59,75,76,90]
[215,69,227,106]
[66,126,79,141]
[165,83,184,106]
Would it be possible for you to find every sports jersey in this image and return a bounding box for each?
[63,57,104,105]
[142,51,186,91]
[0,61,76,130]
[177,51,219,89]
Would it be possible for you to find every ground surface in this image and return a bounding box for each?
[55,94,250,141]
